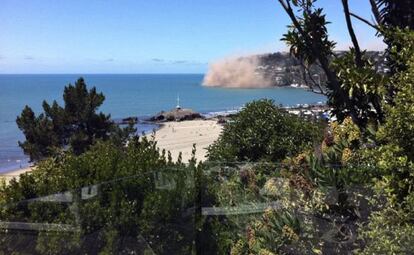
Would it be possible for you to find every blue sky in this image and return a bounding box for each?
[0,0,384,74]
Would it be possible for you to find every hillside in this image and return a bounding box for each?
[256,51,388,87]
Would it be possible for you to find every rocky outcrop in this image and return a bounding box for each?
[149,108,203,122]
[115,116,138,125]
[121,116,138,124]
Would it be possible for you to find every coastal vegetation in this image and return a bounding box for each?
[207,99,323,162]
[0,137,199,254]
[16,78,136,161]
[276,0,412,128]
[0,0,414,254]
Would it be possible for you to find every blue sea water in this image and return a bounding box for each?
[0,74,326,173]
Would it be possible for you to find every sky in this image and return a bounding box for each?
[0,0,385,74]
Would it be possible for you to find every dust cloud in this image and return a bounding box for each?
[202,55,272,88]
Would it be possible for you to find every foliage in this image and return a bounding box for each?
[354,31,414,204]
[378,47,414,160]
[0,138,198,254]
[331,50,387,125]
[218,161,372,254]
[353,30,414,253]
[214,114,389,254]
[282,5,335,66]
[278,0,414,128]
[358,205,414,254]
[16,78,135,161]
[207,99,323,162]
[279,0,365,127]
[376,0,414,30]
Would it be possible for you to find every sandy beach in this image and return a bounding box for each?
[0,119,223,181]
[148,119,223,162]
[0,166,33,183]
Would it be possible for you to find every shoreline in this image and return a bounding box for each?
[0,166,33,176]
[0,166,33,183]
[0,101,327,175]
[0,119,223,178]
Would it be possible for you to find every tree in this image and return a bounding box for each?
[16,77,133,161]
[277,0,391,128]
[276,0,414,129]
[207,99,323,162]
[373,0,414,30]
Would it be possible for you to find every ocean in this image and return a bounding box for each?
[0,74,326,172]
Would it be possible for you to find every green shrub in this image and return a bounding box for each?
[207,99,323,162]
[0,137,198,254]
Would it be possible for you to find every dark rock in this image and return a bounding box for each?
[150,111,166,121]
[122,116,138,123]
[116,116,138,125]
[149,108,203,122]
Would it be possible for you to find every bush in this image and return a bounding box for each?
[0,138,198,254]
[207,99,323,162]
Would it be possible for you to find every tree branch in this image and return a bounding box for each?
[276,0,363,127]
[342,0,363,68]
[350,12,380,30]
[300,61,326,95]
[277,0,306,37]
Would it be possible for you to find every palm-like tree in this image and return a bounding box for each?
[374,0,414,29]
